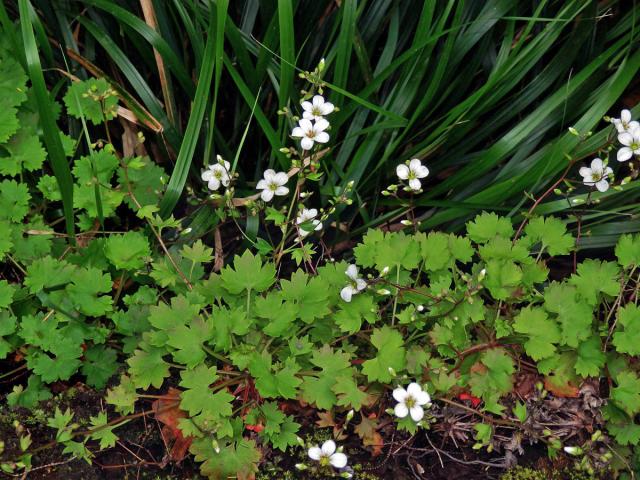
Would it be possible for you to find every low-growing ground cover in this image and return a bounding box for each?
[1,1,640,479]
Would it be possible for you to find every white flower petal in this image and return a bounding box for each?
[629,120,640,131]
[578,166,591,178]
[409,405,424,422]
[330,452,348,468]
[302,111,315,120]
[291,126,305,137]
[263,169,276,181]
[298,118,313,131]
[595,179,609,192]
[221,175,231,187]
[355,278,367,291]
[272,172,288,186]
[346,264,358,279]
[392,387,408,402]
[612,119,623,132]
[320,102,334,115]
[261,189,275,202]
[274,186,289,196]
[618,132,633,146]
[202,170,214,181]
[308,446,322,460]
[315,118,330,132]
[313,220,322,231]
[617,147,633,162]
[315,132,330,144]
[207,178,220,191]
[307,208,318,217]
[621,109,632,123]
[414,165,429,178]
[590,158,603,171]
[312,95,324,107]
[394,402,409,418]
[414,390,431,406]
[301,101,313,112]
[256,179,267,190]
[321,440,336,456]
[300,137,314,150]
[408,178,422,191]
[406,383,423,397]
[396,164,410,179]
[409,158,422,170]
[340,286,354,302]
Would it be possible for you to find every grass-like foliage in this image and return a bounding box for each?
[5,0,638,243]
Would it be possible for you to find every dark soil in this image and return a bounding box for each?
[0,380,561,480]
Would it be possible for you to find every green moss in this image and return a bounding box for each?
[500,466,604,480]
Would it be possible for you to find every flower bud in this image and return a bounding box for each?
[478,268,486,281]
[563,446,582,456]
[376,289,391,295]
[295,463,308,471]
[346,409,355,422]
[400,220,413,226]
[211,439,220,454]
[568,127,579,136]
[388,367,397,377]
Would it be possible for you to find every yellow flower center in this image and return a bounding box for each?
[405,395,416,409]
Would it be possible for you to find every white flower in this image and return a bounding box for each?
[579,158,613,192]
[396,159,429,191]
[256,169,289,202]
[201,157,231,191]
[296,208,322,237]
[340,265,366,302]
[302,95,334,121]
[617,127,640,162]
[308,440,348,469]
[611,109,639,134]
[291,118,330,150]
[393,382,431,422]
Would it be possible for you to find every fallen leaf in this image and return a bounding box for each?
[544,377,580,398]
[316,410,336,428]
[355,416,383,456]
[458,392,482,408]
[245,424,265,433]
[152,387,192,462]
